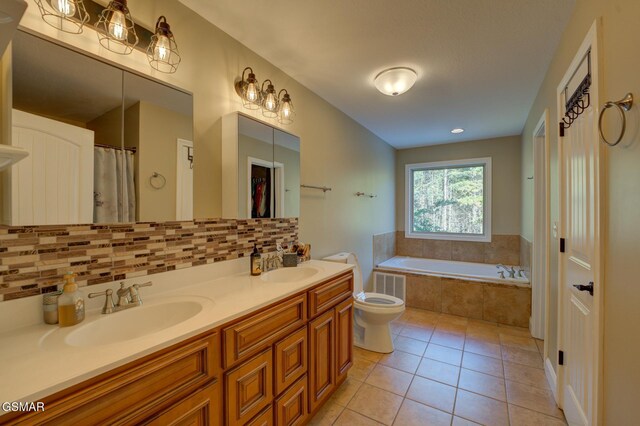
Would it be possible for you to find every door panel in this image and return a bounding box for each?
[308,310,335,413]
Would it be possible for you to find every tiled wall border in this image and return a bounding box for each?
[0,218,298,302]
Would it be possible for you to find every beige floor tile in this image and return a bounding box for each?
[458,368,506,401]
[393,336,428,356]
[404,308,441,324]
[355,347,384,363]
[365,364,414,396]
[454,389,509,426]
[461,351,504,377]
[424,343,463,366]
[501,346,544,369]
[506,380,564,418]
[350,357,378,381]
[430,330,466,350]
[334,409,384,425]
[508,404,567,425]
[466,318,499,330]
[399,324,433,342]
[504,361,550,389]
[452,416,481,426]
[308,399,345,425]
[415,357,460,386]
[406,376,457,413]
[438,313,469,326]
[347,383,403,425]
[464,338,502,359]
[390,322,405,335]
[466,328,501,344]
[393,399,452,426]
[331,376,364,406]
[435,321,467,334]
[500,333,539,352]
[535,339,545,354]
[497,324,532,338]
[380,350,421,374]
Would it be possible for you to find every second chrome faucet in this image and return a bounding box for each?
[88,281,153,314]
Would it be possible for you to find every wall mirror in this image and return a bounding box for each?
[5,30,194,226]
[222,113,300,219]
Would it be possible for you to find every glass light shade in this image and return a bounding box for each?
[261,80,278,118]
[108,10,127,41]
[374,67,418,96]
[36,0,89,34]
[277,91,295,125]
[147,16,181,74]
[95,0,138,55]
[236,68,261,110]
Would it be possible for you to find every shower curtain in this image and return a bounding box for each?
[93,147,136,223]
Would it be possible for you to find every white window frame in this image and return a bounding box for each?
[405,157,492,242]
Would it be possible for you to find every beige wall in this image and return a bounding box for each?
[520,0,640,421]
[87,106,122,148]
[396,136,521,235]
[12,0,396,286]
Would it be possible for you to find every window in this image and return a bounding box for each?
[405,158,491,242]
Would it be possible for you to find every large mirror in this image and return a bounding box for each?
[6,30,193,225]
[223,113,300,219]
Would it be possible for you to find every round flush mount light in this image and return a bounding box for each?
[374,67,417,96]
[451,128,465,134]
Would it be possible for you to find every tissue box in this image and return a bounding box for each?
[283,253,298,267]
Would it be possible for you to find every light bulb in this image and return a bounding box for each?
[108,10,127,41]
[51,0,76,17]
[281,102,291,118]
[246,82,259,102]
[264,92,277,111]
[153,34,170,61]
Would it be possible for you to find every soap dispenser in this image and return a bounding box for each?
[58,272,85,327]
[251,244,262,276]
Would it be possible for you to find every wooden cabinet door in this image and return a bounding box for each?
[275,375,308,426]
[335,298,354,383]
[225,349,273,426]
[274,327,307,396]
[246,406,274,426]
[144,381,221,426]
[308,309,335,413]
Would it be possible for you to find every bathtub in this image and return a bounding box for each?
[376,256,530,287]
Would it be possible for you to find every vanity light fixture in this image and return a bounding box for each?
[95,0,138,55]
[261,80,278,118]
[451,128,465,134]
[35,0,90,34]
[147,16,181,74]
[235,67,262,110]
[277,89,295,125]
[374,67,418,96]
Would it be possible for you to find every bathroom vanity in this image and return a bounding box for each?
[0,261,353,425]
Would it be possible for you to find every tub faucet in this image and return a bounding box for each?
[496,264,516,278]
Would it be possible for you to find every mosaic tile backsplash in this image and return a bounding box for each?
[0,218,298,302]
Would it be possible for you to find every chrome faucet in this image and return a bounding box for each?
[496,264,516,278]
[88,281,153,314]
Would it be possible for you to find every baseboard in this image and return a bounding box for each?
[545,356,560,404]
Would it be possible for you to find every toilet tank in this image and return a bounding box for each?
[322,252,363,294]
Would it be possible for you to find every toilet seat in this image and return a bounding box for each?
[354,292,405,314]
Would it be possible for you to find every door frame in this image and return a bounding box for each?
[175,138,193,220]
[531,109,550,341]
[555,20,604,424]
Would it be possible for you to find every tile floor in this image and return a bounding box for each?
[309,308,566,426]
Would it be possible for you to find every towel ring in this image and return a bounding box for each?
[149,172,166,189]
[599,93,633,147]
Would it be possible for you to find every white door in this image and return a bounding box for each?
[175,139,193,221]
[557,22,602,426]
[10,110,94,225]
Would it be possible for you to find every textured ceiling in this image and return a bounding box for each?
[180,0,575,148]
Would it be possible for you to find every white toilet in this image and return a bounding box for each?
[323,252,405,353]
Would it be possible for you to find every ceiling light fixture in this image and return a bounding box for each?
[235,67,262,110]
[374,67,417,96]
[95,0,138,55]
[35,0,89,34]
[261,80,278,118]
[451,128,465,134]
[147,16,181,74]
[277,89,295,125]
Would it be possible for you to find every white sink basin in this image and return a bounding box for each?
[41,298,208,349]
[260,266,320,283]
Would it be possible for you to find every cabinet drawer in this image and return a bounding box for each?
[144,381,221,426]
[246,406,273,426]
[225,348,273,426]
[275,375,308,426]
[308,272,353,318]
[5,331,219,425]
[223,294,307,368]
[274,327,307,396]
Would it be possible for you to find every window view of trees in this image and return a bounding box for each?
[411,165,485,235]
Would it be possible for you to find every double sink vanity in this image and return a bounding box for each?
[0,259,355,425]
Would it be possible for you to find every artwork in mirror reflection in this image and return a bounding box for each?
[8,31,194,226]
[237,115,300,219]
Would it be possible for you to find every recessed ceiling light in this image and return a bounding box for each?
[451,128,465,134]
[374,67,417,96]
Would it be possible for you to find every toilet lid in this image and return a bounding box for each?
[354,292,404,307]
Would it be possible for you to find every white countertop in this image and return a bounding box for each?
[0,259,354,404]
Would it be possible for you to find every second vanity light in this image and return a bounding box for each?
[235,67,296,124]
[95,0,139,55]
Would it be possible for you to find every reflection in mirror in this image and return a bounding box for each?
[238,115,274,218]
[123,73,194,222]
[274,129,300,218]
[10,30,124,226]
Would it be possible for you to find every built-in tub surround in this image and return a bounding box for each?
[520,236,532,279]
[372,231,396,265]
[377,256,530,327]
[0,218,297,302]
